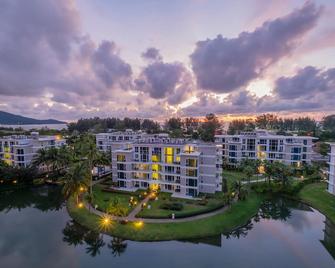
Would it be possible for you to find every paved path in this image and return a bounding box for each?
[84,196,232,224]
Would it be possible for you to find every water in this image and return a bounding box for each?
[0,124,67,130]
[0,186,334,268]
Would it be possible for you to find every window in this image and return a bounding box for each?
[117,154,126,162]
[291,155,301,161]
[165,166,174,173]
[246,139,256,151]
[17,149,24,155]
[164,147,174,163]
[165,175,174,182]
[186,169,197,177]
[140,147,149,162]
[117,163,125,170]
[269,140,278,152]
[117,172,126,179]
[186,158,197,167]
[291,147,301,154]
[186,178,198,187]
[229,145,237,151]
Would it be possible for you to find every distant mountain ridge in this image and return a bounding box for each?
[0,111,66,125]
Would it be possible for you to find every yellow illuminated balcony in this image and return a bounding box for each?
[152,172,159,180]
[152,154,160,162]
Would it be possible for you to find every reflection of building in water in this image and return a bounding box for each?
[326,143,335,195]
[180,235,222,247]
[320,218,335,260]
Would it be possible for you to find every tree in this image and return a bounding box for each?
[62,162,89,204]
[107,198,128,216]
[76,134,107,197]
[243,165,254,185]
[263,160,275,185]
[323,114,335,132]
[199,113,220,142]
[273,162,292,186]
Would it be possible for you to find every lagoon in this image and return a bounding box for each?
[0,186,334,268]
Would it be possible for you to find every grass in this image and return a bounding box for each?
[223,170,262,189]
[298,182,335,223]
[92,184,141,215]
[67,193,263,241]
[137,192,225,219]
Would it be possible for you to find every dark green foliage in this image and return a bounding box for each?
[199,113,220,142]
[67,117,160,133]
[159,202,184,211]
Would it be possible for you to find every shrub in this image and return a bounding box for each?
[159,202,184,211]
[197,199,208,206]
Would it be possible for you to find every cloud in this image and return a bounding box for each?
[274,66,335,99]
[182,90,258,116]
[0,0,79,97]
[135,59,194,104]
[190,2,322,93]
[141,47,162,62]
[91,41,132,89]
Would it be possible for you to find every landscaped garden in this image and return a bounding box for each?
[91,183,145,216]
[67,192,263,241]
[136,192,225,219]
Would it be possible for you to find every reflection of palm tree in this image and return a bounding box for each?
[259,198,291,221]
[108,237,127,257]
[84,231,106,257]
[62,220,88,246]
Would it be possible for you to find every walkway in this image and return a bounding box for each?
[84,196,232,224]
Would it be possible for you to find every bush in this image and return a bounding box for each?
[159,202,184,211]
[197,199,208,206]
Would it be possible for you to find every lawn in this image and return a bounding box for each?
[92,184,142,215]
[67,193,263,241]
[136,192,225,219]
[298,182,335,223]
[223,170,262,189]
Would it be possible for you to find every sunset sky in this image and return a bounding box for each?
[0,0,334,121]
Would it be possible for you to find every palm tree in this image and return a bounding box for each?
[77,134,108,197]
[264,160,275,185]
[32,148,51,172]
[62,162,89,204]
[243,165,254,185]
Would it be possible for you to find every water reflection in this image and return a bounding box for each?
[321,218,335,259]
[62,220,127,257]
[0,185,64,212]
[0,186,334,268]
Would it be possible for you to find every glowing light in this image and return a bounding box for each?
[99,215,112,230]
[13,180,17,184]
[78,202,84,208]
[134,221,144,228]
[79,187,85,192]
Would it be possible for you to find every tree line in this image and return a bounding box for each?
[67,117,160,134]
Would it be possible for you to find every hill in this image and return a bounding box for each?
[0,111,66,125]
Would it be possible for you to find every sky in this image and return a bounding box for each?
[0,0,334,122]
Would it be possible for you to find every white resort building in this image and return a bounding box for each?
[96,130,222,198]
[215,130,316,168]
[327,143,335,195]
[0,132,66,167]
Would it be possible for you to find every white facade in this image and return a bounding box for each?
[327,143,335,195]
[0,132,66,167]
[215,130,316,168]
[96,131,222,197]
